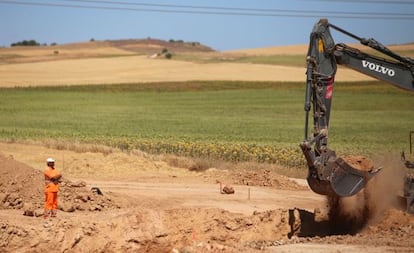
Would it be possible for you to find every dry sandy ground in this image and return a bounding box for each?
[0,142,413,253]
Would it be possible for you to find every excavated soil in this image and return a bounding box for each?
[0,143,413,252]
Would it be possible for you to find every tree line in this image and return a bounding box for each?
[10,40,59,47]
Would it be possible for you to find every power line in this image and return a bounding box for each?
[0,0,413,19]
[311,0,414,4]
[60,0,414,17]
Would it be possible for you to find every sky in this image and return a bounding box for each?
[0,0,413,51]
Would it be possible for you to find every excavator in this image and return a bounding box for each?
[300,19,414,197]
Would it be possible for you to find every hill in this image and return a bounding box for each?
[0,39,412,87]
[0,38,214,64]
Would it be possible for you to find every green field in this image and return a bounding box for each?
[0,81,413,167]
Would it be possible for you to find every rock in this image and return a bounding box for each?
[0,193,8,203]
[59,202,75,212]
[70,181,87,188]
[91,187,103,195]
[23,210,34,216]
[224,221,239,231]
[74,203,87,211]
[7,193,19,203]
[89,204,102,211]
[172,248,179,253]
[75,194,89,203]
[34,209,44,217]
[179,246,195,253]
[71,233,82,248]
[14,202,24,209]
[222,186,235,194]
[12,197,23,207]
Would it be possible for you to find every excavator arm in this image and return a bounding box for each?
[300,19,414,197]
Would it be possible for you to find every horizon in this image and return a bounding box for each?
[3,37,414,52]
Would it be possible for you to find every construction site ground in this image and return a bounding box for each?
[0,142,413,253]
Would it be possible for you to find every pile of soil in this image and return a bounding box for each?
[231,169,307,190]
[0,154,119,214]
[207,167,308,190]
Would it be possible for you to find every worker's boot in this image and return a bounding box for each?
[51,210,57,218]
[43,210,51,219]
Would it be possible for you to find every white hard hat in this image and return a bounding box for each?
[46,158,55,163]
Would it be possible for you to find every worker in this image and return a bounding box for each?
[44,157,61,218]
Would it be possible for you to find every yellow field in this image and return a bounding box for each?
[0,41,393,87]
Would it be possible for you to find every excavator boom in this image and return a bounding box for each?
[301,19,414,197]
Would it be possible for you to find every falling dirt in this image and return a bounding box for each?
[0,143,414,252]
[320,155,411,236]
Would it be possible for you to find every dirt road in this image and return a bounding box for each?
[84,180,323,215]
[1,143,414,252]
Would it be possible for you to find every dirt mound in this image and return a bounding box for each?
[0,153,119,214]
[0,154,43,210]
[209,167,308,190]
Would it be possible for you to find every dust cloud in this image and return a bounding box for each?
[327,153,406,235]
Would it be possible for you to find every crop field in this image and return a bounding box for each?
[0,42,384,88]
[0,80,413,168]
[1,41,413,168]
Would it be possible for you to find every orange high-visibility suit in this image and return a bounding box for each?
[44,166,61,217]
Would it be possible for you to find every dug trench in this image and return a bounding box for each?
[289,189,384,239]
[0,148,414,252]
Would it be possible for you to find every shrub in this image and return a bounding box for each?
[165,52,172,59]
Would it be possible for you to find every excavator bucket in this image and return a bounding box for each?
[328,157,380,197]
[302,143,381,197]
[307,175,336,196]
